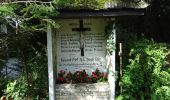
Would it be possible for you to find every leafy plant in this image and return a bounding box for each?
[0,5,15,16]
[5,78,28,100]
[3,42,48,100]
[155,86,170,100]
[118,39,170,100]
[106,33,116,54]
[54,0,109,9]
[0,77,8,97]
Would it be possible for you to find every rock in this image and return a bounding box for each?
[1,58,22,79]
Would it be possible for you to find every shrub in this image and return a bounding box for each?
[4,48,48,100]
[118,39,170,100]
[54,0,108,9]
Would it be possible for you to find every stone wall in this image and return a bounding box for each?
[56,83,110,100]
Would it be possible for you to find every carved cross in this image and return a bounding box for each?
[72,19,91,56]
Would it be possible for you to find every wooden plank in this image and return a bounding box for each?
[119,43,123,93]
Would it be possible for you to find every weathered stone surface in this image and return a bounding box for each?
[56,96,71,100]
[56,83,109,100]
[1,58,22,79]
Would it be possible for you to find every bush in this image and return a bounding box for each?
[54,0,107,9]
[5,78,28,100]
[0,77,8,97]
[4,48,48,100]
[118,39,170,100]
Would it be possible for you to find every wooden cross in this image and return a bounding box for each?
[72,19,91,56]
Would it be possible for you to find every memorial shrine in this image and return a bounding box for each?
[47,8,145,100]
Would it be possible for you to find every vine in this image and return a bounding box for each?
[106,21,116,55]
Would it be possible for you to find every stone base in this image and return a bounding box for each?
[56,82,110,100]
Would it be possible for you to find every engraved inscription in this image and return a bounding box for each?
[57,19,107,73]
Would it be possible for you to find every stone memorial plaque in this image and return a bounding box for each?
[57,19,107,74]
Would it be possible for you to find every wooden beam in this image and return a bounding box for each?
[55,8,145,19]
[47,25,56,100]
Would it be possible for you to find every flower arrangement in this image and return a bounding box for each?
[56,68,108,84]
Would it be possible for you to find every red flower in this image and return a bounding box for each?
[88,77,92,82]
[77,75,80,79]
[66,72,72,77]
[60,70,63,73]
[57,68,108,84]
[58,77,64,82]
[102,72,107,78]
[92,72,98,79]
[84,74,88,77]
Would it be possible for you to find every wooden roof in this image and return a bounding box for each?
[0,1,145,19]
[56,8,145,19]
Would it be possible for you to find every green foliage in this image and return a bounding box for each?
[54,0,108,9]
[0,4,17,27]
[0,3,59,34]
[0,32,48,99]
[20,3,59,32]
[0,5,15,16]
[5,78,28,100]
[25,47,48,94]
[106,33,116,54]
[118,39,170,100]
[21,3,58,19]
[106,22,116,54]
[0,2,52,99]
[0,77,8,97]
[54,0,148,9]
[4,46,48,100]
[116,16,142,66]
[155,86,170,100]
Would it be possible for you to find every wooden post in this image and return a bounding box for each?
[108,23,116,100]
[119,43,122,93]
[119,43,122,77]
[47,25,56,100]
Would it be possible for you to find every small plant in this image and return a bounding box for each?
[56,68,108,84]
[5,78,28,100]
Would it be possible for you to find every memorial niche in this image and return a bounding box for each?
[55,19,112,100]
[57,19,107,75]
